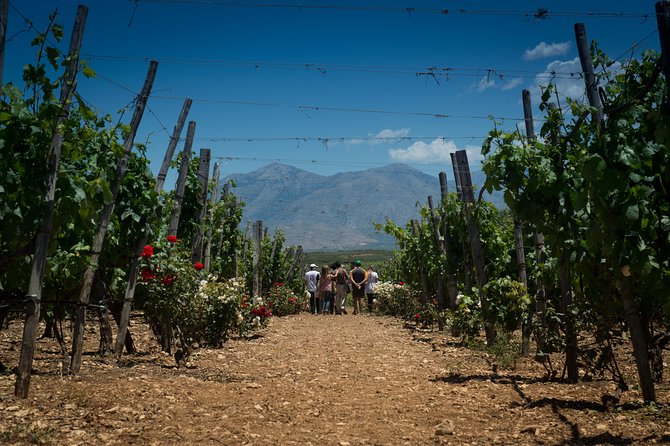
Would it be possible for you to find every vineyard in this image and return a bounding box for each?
[2,1,670,445]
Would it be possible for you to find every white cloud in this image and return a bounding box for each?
[523,41,571,60]
[370,128,410,144]
[534,57,585,100]
[350,128,410,145]
[469,76,523,94]
[463,144,484,163]
[388,139,483,164]
[524,57,623,125]
[501,77,524,91]
[474,76,496,92]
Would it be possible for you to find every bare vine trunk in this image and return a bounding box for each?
[558,251,578,383]
[619,276,656,402]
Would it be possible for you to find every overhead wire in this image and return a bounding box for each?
[608,29,660,64]
[93,71,531,123]
[132,1,656,20]
[82,54,590,81]
[195,135,486,143]
[151,94,528,121]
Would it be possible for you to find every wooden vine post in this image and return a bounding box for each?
[215,183,230,259]
[574,23,604,126]
[15,5,88,398]
[241,220,252,260]
[580,10,667,400]
[204,162,221,272]
[439,172,460,336]
[410,219,430,305]
[285,245,303,283]
[114,99,192,359]
[191,148,211,263]
[269,230,278,268]
[545,101,578,382]
[453,150,496,345]
[252,220,263,298]
[168,121,196,237]
[522,89,546,318]
[439,172,459,311]
[550,22,604,383]
[0,0,8,85]
[514,89,535,356]
[69,60,159,375]
[656,1,670,100]
[155,98,193,191]
[450,153,473,293]
[427,195,446,331]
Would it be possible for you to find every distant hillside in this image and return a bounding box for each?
[224,163,493,251]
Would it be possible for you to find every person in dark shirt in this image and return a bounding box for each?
[349,260,368,315]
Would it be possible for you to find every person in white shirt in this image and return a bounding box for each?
[365,266,379,313]
[304,264,320,315]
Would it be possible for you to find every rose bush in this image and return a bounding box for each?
[264,282,306,316]
[137,236,250,352]
[375,281,422,320]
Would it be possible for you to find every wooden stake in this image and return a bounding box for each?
[155,98,192,192]
[0,0,9,85]
[168,121,195,237]
[15,5,88,398]
[203,162,221,271]
[546,102,578,382]
[285,245,303,283]
[241,220,251,260]
[522,89,545,356]
[574,23,604,124]
[70,60,158,375]
[215,183,230,259]
[453,151,486,286]
[428,196,446,330]
[252,220,263,298]
[454,150,495,344]
[114,105,192,360]
[450,153,472,293]
[438,172,459,312]
[411,219,430,305]
[522,89,535,139]
[657,1,670,102]
[190,148,211,263]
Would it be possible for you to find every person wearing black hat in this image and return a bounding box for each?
[349,260,368,315]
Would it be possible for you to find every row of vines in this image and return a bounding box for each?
[0,8,309,397]
[378,12,670,404]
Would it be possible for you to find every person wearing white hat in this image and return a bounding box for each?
[304,263,321,314]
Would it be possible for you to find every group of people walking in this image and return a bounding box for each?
[304,260,378,315]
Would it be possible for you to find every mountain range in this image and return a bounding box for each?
[224,163,489,251]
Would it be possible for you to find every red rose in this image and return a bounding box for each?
[167,235,178,243]
[194,262,204,270]
[140,267,156,282]
[141,245,154,258]
[399,281,405,286]
[161,274,175,286]
[414,313,421,320]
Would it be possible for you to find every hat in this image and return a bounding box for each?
[355,260,362,266]
[309,263,318,269]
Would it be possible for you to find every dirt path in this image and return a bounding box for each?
[1,313,670,445]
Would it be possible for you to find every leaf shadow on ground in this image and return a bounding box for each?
[430,372,667,445]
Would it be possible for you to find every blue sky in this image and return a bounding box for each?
[4,1,661,185]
